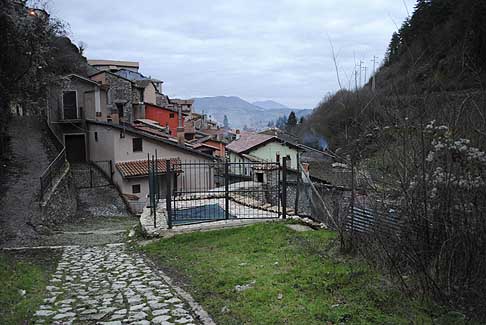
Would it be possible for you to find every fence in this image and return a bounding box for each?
[40,148,67,197]
[146,157,288,228]
[71,161,113,189]
[301,162,403,237]
[346,206,402,236]
[39,119,67,198]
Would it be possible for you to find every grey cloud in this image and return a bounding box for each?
[49,0,409,108]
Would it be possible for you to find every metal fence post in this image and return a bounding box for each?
[152,155,157,228]
[166,159,172,229]
[224,160,229,220]
[282,157,287,219]
[295,154,300,215]
[109,160,113,183]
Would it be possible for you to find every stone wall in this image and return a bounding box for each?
[36,166,77,233]
[105,74,133,122]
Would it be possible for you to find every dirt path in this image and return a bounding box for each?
[0,116,51,247]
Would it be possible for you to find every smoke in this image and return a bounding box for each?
[303,131,328,150]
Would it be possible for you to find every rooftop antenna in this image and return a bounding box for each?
[359,60,364,88]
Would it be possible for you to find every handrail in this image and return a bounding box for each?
[40,147,67,197]
[39,119,67,198]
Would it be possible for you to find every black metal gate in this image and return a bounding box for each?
[71,160,113,189]
[164,160,288,226]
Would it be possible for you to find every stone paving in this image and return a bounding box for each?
[33,244,201,325]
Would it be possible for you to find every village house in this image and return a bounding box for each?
[144,103,186,137]
[226,133,302,179]
[47,74,108,161]
[46,63,217,214]
[87,59,140,72]
[87,120,214,213]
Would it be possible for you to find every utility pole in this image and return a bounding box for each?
[371,56,378,92]
[358,60,364,88]
[354,68,358,91]
[363,66,368,87]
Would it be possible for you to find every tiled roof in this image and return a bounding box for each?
[116,158,181,178]
[226,134,275,154]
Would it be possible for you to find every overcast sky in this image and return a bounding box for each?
[48,0,410,109]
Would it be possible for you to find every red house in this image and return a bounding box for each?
[145,103,184,136]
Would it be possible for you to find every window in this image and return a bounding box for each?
[256,173,264,183]
[169,113,175,118]
[132,138,143,152]
[94,132,98,142]
[62,91,77,119]
[132,184,141,194]
[276,153,280,163]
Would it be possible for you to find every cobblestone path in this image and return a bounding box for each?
[33,244,202,325]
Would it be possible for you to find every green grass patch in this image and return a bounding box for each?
[141,222,444,324]
[0,249,60,324]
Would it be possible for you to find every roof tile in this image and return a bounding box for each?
[116,158,181,178]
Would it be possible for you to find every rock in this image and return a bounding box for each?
[52,312,75,320]
[221,305,230,314]
[152,315,171,323]
[34,310,55,317]
[235,280,256,292]
[152,308,170,316]
[277,293,283,300]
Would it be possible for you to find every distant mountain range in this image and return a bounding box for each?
[192,96,312,129]
[252,100,289,110]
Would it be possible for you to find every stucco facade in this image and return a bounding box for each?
[87,121,213,212]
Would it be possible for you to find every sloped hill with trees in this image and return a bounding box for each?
[298,1,486,321]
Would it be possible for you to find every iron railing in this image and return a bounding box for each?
[40,148,67,197]
[39,119,67,198]
[146,158,288,228]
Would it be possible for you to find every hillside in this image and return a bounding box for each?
[297,1,486,318]
[193,96,311,129]
[252,100,289,110]
[302,0,486,150]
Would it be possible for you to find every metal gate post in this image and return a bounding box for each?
[152,155,157,228]
[109,160,113,183]
[282,157,287,219]
[166,159,173,229]
[224,160,229,220]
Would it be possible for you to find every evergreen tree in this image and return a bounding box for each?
[276,116,287,129]
[223,115,229,129]
[287,111,297,127]
[299,116,305,124]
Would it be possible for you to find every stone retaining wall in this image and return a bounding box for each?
[36,165,77,233]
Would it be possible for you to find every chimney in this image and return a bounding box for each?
[302,163,310,174]
[235,129,241,140]
[176,106,185,145]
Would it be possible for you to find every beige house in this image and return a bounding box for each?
[226,133,301,174]
[88,59,140,72]
[47,74,110,161]
[87,120,214,213]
